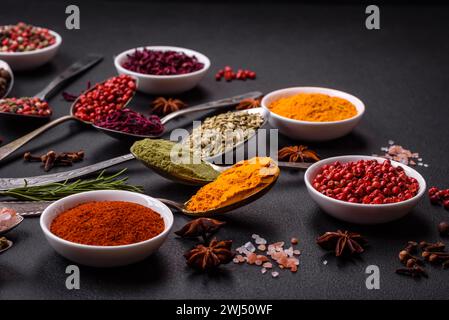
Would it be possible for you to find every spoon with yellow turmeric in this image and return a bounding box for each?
[156,157,281,216]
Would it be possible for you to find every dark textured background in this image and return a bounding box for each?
[1,0,449,300]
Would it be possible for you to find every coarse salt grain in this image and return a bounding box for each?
[257,244,266,251]
[291,237,298,245]
[272,271,279,278]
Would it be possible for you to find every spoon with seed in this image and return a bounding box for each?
[90,91,263,141]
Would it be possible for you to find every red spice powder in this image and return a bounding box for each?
[50,201,165,246]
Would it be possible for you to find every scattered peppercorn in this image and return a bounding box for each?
[429,186,449,209]
[0,97,52,117]
[438,222,449,236]
[0,68,12,98]
[0,22,56,52]
[215,66,256,82]
[312,159,419,204]
[122,49,204,75]
[72,75,136,123]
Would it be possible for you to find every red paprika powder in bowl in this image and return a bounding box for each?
[40,190,174,267]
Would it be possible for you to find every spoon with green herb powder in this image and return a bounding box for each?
[131,139,220,185]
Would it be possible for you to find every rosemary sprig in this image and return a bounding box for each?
[0,169,144,201]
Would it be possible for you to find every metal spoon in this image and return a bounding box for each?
[0,54,103,121]
[133,145,310,186]
[0,59,14,99]
[0,214,23,236]
[91,91,263,141]
[0,90,260,161]
[0,162,281,217]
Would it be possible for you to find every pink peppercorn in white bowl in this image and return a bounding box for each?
[0,30,62,71]
[304,155,426,224]
[114,46,210,95]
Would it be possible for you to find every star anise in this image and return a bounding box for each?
[175,218,226,242]
[184,238,234,270]
[151,97,187,116]
[316,230,367,257]
[235,97,262,110]
[278,145,320,163]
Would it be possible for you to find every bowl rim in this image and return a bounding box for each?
[114,45,211,79]
[304,155,426,208]
[39,190,174,250]
[261,86,365,125]
[0,29,62,56]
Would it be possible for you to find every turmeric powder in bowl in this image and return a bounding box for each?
[268,93,357,122]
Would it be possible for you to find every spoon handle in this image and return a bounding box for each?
[157,198,186,212]
[0,115,75,162]
[0,201,52,216]
[277,161,312,170]
[34,54,104,101]
[160,91,263,124]
[0,153,135,190]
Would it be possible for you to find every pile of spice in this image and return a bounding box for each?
[372,140,428,167]
[0,68,12,98]
[234,235,301,278]
[176,218,233,271]
[94,109,163,136]
[0,22,56,52]
[24,150,84,172]
[151,97,187,116]
[215,66,256,81]
[72,74,136,123]
[184,110,264,158]
[50,201,165,246]
[0,207,20,232]
[395,241,449,278]
[186,157,279,213]
[269,93,357,122]
[317,230,367,257]
[429,186,449,209]
[122,48,204,75]
[131,139,220,183]
[312,159,419,204]
[278,145,320,163]
[0,97,52,117]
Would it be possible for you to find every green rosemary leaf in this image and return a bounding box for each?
[0,169,144,201]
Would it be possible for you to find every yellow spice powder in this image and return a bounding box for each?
[186,157,279,213]
[269,93,357,122]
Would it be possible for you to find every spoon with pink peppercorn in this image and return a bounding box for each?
[0,88,261,161]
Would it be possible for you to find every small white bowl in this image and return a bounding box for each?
[0,59,14,98]
[114,46,210,95]
[261,87,365,141]
[304,155,426,224]
[0,30,62,71]
[40,190,174,267]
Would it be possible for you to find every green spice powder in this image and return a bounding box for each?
[131,139,220,182]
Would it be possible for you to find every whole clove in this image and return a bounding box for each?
[23,150,84,172]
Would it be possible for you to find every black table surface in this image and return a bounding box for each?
[1,0,449,300]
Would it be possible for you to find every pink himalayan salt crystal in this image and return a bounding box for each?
[261,268,267,274]
[262,262,273,269]
[291,237,298,245]
[0,208,19,231]
[271,271,279,278]
[257,244,266,251]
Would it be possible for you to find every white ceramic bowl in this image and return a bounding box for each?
[40,190,174,267]
[114,46,210,95]
[0,59,14,98]
[0,30,62,71]
[304,155,426,224]
[261,87,365,141]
